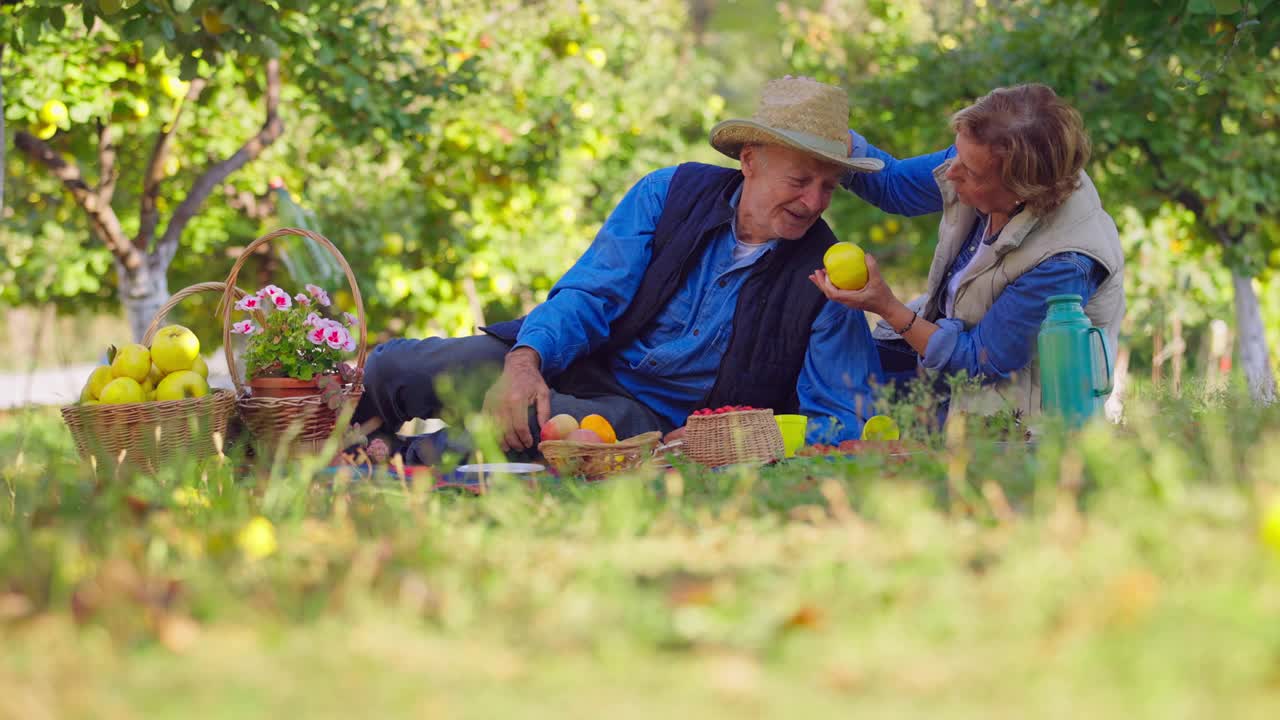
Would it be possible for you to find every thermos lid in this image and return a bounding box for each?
[1046,293,1083,305]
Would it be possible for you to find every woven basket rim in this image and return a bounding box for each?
[538,430,662,453]
[60,387,236,413]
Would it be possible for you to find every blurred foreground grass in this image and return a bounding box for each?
[2,388,1280,718]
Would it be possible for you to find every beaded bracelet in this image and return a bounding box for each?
[895,312,918,335]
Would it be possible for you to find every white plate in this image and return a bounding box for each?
[453,463,546,475]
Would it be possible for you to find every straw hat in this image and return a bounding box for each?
[710,77,884,174]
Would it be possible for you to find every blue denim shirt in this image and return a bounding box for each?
[845,132,1107,382]
[514,166,881,442]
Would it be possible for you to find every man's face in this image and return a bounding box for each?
[739,144,845,240]
[943,131,1022,215]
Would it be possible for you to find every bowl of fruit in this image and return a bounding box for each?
[536,413,662,481]
[59,282,244,474]
[683,405,786,467]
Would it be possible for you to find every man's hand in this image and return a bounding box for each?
[483,347,552,452]
[662,426,686,445]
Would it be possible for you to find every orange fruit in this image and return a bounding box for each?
[579,414,617,443]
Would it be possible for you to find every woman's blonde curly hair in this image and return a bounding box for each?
[951,84,1090,215]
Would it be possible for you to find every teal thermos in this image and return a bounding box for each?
[1038,294,1113,427]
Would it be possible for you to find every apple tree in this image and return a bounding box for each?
[2,1,470,340]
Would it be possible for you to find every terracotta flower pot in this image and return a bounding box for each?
[248,376,321,399]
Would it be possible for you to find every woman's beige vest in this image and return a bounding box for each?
[912,160,1126,417]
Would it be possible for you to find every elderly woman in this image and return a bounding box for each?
[811,83,1125,418]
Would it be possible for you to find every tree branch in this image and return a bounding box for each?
[95,119,118,206]
[138,77,207,250]
[14,130,145,274]
[154,59,282,270]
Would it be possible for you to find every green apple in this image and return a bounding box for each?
[111,344,152,383]
[823,242,869,291]
[100,377,146,404]
[85,365,115,399]
[156,370,210,401]
[151,324,200,373]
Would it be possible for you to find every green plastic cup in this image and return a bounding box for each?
[774,414,808,458]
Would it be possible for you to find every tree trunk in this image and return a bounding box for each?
[1,42,6,213]
[1231,270,1277,404]
[117,255,171,342]
[1171,313,1184,396]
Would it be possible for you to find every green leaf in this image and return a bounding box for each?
[1211,0,1242,13]
[172,0,194,13]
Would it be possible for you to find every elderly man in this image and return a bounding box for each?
[353,77,885,459]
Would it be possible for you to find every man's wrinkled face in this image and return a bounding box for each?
[739,144,845,240]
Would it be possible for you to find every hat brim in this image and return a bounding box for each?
[710,120,884,174]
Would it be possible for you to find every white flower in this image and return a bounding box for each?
[270,293,293,310]
[294,293,311,307]
[231,320,258,335]
[235,295,262,311]
[342,312,357,327]
[307,326,327,345]
[257,284,286,299]
[305,312,323,327]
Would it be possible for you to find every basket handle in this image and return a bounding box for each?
[142,281,254,345]
[219,227,369,397]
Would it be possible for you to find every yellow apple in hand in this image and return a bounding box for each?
[111,344,152,383]
[156,370,210,401]
[151,324,200,373]
[823,242,868,290]
[100,377,146,404]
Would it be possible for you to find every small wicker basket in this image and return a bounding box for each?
[539,431,663,481]
[59,282,247,475]
[220,227,368,453]
[683,408,785,467]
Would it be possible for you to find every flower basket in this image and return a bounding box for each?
[538,431,663,481]
[683,408,785,467]
[59,282,246,475]
[220,227,367,453]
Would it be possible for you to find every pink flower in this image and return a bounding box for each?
[271,293,293,310]
[306,283,332,307]
[231,320,258,335]
[305,312,322,327]
[294,293,311,307]
[307,326,327,345]
[235,295,262,311]
[256,284,286,299]
[341,335,357,352]
[324,326,349,350]
[343,312,357,327]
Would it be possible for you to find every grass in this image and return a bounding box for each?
[2,388,1280,718]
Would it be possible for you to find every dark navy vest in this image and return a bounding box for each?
[483,162,837,416]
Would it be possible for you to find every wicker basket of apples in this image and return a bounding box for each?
[60,282,246,474]
[682,405,785,467]
[537,413,662,481]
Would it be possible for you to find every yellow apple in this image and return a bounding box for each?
[156,370,210,401]
[85,365,115,399]
[39,100,68,126]
[100,377,146,404]
[111,344,152,383]
[151,324,200,373]
[147,364,165,386]
[861,414,901,441]
[824,242,869,291]
[190,355,209,379]
[80,385,95,403]
[160,75,188,100]
[1262,499,1280,554]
